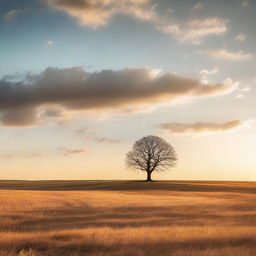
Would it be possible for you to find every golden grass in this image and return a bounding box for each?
[0,180,255,256]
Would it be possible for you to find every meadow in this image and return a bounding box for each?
[0,180,255,256]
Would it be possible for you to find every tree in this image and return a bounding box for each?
[126,135,177,181]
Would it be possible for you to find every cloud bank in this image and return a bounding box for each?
[160,120,243,134]
[0,66,236,126]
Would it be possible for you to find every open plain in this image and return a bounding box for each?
[0,180,255,256]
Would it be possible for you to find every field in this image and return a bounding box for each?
[0,180,255,256]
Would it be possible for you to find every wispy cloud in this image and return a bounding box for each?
[235,94,245,99]
[1,153,42,159]
[90,137,121,144]
[46,40,54,46]
[2,155,15,159]
[75,127,97,135]
[160,120,243,135]
[5,8,30,21]
[242,0,249,7]
[44,1,229,47]
[59,147,88,155]
[0,67,237,127]
[44,0,156,28]
[199,67,219,84]
[199,67,219,75]
[74,127,121,144]
[191,2,203,11]
[235,33,246,42]
[25,153,42,158]
[158,18,228,44]
[200,48,253,60]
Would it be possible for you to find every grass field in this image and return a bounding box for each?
[0,180,255,256]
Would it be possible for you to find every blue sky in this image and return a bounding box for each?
[1,0,255,77]
[0,0,255,180]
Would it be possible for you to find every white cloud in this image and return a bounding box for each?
[222,78,240,88]
[240,87,250,92]
[199,67,219,75]
[158,18,228,44]
[199,67,219,84]
[235,94,245,99]
[46,40,54,46]
[235,33,246,42]
[201,48,253,60]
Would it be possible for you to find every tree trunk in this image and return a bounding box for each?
[146,171,152,182]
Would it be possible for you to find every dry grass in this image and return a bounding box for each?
[0,180,255,256]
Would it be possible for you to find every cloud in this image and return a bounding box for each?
[235,33,246,42]
[74,127,121,144]
[2,155,15,159]
[242,0,249,7]
[5,8,30,21]
[199,67,219,75]
[1,153,42,159]
[43,0,156,28]
[165,8,174,14]
[25,153,42,158]
[59,147,88,155]
[235,94,245,99]
[44,1,226,47]
[199,67,219,84]
[160,120,243,135]
[46,40,54,46]
[158,18,228,44]
[191,2,203,11]
[1,107,39,127]
[42,106,64,117]
[0,66,236,127]
[75,127,97,135]
[39,105,73,124]
[239,87,250,92]
[90,137,121,144]
[200,48,253,60]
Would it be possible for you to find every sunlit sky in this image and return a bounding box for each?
[0,0,255,180]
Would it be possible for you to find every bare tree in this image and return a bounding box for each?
[126,135,177,181]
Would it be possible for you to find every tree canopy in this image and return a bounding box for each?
[126,135,177,181]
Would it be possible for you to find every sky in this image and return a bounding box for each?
[0,0,255,181]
